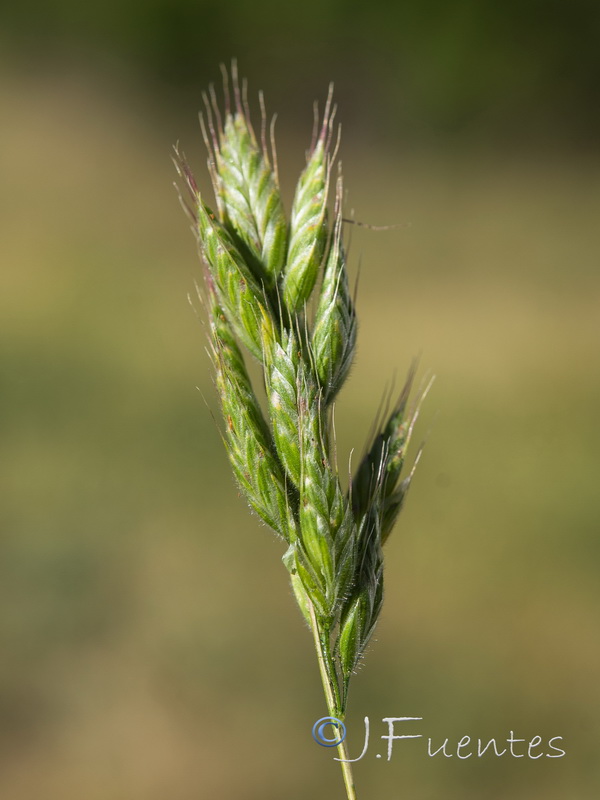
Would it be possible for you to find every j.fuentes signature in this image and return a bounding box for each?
[312,717,566,762]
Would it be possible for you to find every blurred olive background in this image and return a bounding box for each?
[1,1,600,798]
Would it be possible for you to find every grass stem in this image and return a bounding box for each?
[309,603,358,800]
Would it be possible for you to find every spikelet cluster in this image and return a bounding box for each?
[175,64,428,713]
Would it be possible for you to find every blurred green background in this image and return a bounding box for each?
[1,1,599,798]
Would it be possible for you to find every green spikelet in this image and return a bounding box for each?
[197,201,271,361]
[351,369,432,540]
[263,328,308,488]
[287,561,313,625]
[312,175,357,403]
[209,294,298,542]
[207,69,287,288]
[262,323,356,618]
[298,428,357,619]
[336,370,433,689]
[351,368,416,524]
[281,92,334,312]
[338,515,383,688]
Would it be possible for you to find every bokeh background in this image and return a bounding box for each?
[1,1,599,798]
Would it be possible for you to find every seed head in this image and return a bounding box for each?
[180,64,430,729]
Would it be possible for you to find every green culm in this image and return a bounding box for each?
[175,61,431,800]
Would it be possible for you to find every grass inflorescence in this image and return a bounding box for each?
[175,61,431,800]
